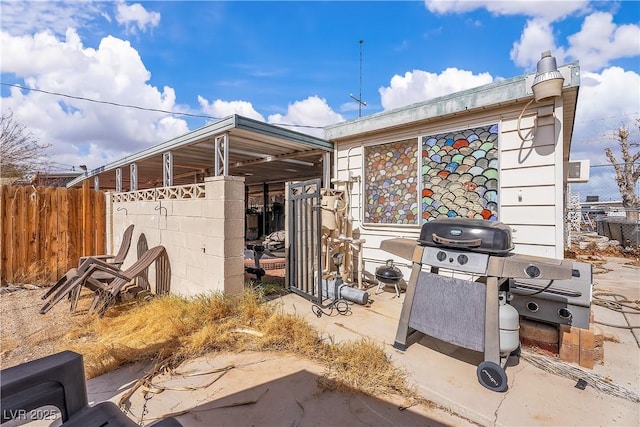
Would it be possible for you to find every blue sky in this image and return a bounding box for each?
[1,1,639,200]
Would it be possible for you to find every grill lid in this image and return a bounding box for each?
[375,259,403,283]
[419,218,514,255]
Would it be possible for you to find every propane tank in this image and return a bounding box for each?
[499,291,520,355]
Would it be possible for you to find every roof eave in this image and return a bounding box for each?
[325,62,580,141]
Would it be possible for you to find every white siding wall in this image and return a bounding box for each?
[500,99,564,258]
[333,100,565,282]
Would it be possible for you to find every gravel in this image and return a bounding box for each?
[0,285,88,370]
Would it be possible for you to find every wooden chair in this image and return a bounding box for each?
[41,224,135,305]
[90,246,171,317]
[78,223,135,269]
[135,233,150,292]
[41,246,170,317]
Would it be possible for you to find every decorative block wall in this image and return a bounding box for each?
[106,176,245,297]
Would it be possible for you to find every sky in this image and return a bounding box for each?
[1,0,639,201]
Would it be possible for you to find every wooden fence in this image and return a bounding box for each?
[0,185,106,285]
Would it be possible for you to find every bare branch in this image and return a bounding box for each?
[604,120,639,218]
[0,111,51,178]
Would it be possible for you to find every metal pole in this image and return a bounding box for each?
[359,39,363,118]
[349,40,366,117]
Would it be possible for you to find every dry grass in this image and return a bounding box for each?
[0,336,18,359]
[322,339,408,395]
[61,289,412,400]
[3,261,52,286]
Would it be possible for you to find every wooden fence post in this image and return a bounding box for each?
[82,180,90,257]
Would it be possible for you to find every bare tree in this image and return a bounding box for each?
[604,119,639,221]
[0,111,51,179]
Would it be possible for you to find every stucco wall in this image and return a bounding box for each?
[332,99,565,280]
[106,176,245,297]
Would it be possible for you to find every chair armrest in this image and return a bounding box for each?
[79,257,120,272]
[79,255,115,267]
[82,261,129,282]
[1,351,88,423]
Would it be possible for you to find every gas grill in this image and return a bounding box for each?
[509,260,592,329]
[381,218,592,392]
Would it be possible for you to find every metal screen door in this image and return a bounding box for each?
[286,178,323,303]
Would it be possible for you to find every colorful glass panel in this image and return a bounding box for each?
[364,139,418,224]
[421,124,499,222]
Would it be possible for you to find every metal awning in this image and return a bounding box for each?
[67,114,334,190]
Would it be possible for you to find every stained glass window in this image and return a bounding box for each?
[421,124,499,222]
[364,139,418,224]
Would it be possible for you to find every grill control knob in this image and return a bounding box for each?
[525,265,541,278]
[436,251,447,261]
[457,254,469,265]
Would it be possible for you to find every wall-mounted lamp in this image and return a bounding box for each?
[518,50,564,142]
[531,51,564,102]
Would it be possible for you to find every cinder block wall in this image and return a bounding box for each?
[106,176,245,297]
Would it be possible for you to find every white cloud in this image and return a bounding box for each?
[510,19,564,70]
[510,12,639,72]
[378,68,494,111]
[197,97,265,122]
[267,96,344,138]
[569,67,639,202]
[156,115,189,141]
[340,101,363,113]
[426,1,638,73]
[0,1,106,36]
[424,0,588,22]
[572,67,640,163]
[565,12,640,71]
[115,1,161,34]
[0,28,188,171]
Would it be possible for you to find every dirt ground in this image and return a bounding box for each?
[0,265,287,372]
[0,285,91,370]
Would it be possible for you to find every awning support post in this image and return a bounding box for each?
[214,133,229,176]
[163,152,173,187]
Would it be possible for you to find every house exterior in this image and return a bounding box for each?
[64,59,581,298]
[324,61,580,278]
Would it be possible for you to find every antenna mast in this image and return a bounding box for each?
[350,39,366,117]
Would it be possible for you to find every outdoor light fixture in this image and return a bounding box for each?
[517,50,564,142]
[531,51,564,102]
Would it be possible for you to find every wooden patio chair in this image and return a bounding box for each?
[40,246,170,317]
[78,223,135,268]
[41,224,135,304]
[135,232,150,292]
[67,231,147,313]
